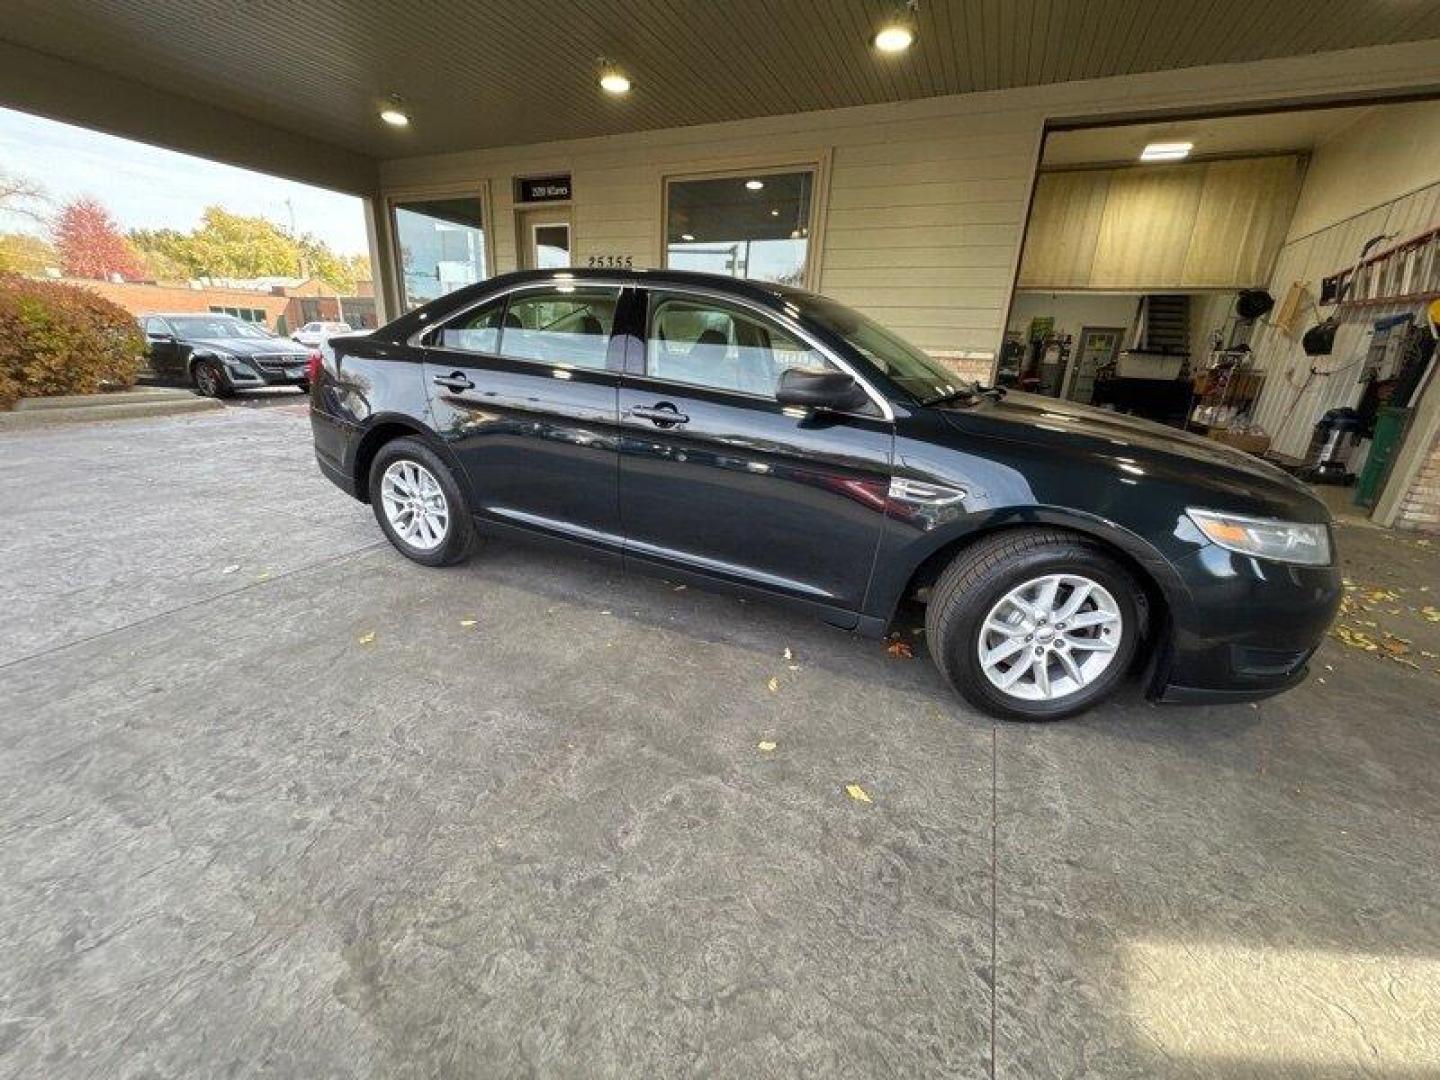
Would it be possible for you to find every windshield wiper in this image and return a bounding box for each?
[922,383,1005,407]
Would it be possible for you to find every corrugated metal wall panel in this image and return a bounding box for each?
[1250,181,1440,457]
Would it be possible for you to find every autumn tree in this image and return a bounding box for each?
[130,207,364,292]
[0,233,59,275]
[53,198,144,280]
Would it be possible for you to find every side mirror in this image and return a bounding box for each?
[775,367,870,413]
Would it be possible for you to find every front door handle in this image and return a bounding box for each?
[630,403,689,427]
[433,371,474,392]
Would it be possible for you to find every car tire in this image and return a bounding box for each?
[192,359,233,398]
[368,437,478,567]
[925,529,1142,722]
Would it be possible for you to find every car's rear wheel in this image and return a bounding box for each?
[192,359,233,398]
[368,437,478,567]
[925,530,1141,721]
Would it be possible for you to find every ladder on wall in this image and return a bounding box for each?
[1322,228,1440,309]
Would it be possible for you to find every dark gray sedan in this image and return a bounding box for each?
[139,313,315,397]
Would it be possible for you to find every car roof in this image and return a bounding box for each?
[385,268,817,339]
[140,312,254,319]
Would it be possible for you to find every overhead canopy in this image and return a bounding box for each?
[2,0,1437,180]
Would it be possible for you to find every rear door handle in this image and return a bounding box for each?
[432,371,474,392]
[630,403,689,426]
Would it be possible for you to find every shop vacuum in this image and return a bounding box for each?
[1301,407,1365,484]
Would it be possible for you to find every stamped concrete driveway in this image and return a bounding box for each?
[2,403,1439,1078]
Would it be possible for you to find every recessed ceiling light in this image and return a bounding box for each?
[1140,141,1193,162]
[379,97,409,126]
[873,25,914,52]
[680,233,695,242]
[598,62,631,95]
[745,179,765,191]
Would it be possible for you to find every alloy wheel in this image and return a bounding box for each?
[380,460,450,551]
[976,573,1123,701]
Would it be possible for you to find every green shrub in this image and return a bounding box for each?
[0,274,144,408]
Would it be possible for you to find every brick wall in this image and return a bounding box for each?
[58,278,292,326]
[1396,430,1440,533]
[930,352,998,386]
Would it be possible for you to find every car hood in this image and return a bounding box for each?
[935,391,1322,511]
[193,336,308,357]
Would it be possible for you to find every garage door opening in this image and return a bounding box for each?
[1004,99,1440,530]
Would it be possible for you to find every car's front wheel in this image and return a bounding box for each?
[925,529,1141,721]
[368,437,478,567]
[192,359,233,398]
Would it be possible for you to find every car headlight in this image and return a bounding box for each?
[1187,508,1332,566]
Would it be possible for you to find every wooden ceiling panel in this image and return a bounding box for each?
[2,0,1437,159]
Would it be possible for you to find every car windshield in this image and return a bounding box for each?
[791,294,973,404]
[168,316,269,339]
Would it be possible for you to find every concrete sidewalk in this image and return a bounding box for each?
[2,407,1438,1077]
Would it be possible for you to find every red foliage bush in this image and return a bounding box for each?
[0,274,144,407]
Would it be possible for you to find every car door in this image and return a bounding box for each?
[617,289,894,616]
[423,284,631,552]
[143,317,183,379]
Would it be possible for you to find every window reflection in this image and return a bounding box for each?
[392,197,487,310]
[665,171,813,285]
[647,294,829,396]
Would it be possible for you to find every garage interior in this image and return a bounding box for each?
[1005,98,1440,530]
[4,3,1440,1076]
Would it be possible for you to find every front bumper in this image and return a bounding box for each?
[220,356,310,388]
[1149,543,1342,705]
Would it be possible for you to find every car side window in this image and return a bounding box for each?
[438,299,504,354]
[498,288,618,370]
[645,294,831,397]
[145,317,171,337]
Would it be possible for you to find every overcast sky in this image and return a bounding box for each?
[0,106,369,255]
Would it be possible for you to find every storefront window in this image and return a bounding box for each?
[392,196,487,310]
[665,170,813,286]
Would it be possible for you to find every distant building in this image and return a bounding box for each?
[49,274,377,333]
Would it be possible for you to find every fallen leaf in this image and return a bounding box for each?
[255,571,271,582]
[767,677,779,693]
[757,740,777,752]
[672,584,687,592]
[222,564,240,575]
[782,647,793,661]
[787,664,800,671]
[600,609,612,615]
[845,783,873,804]
[886,640,915,659]
[459,619,477,628]
[357,631,376,645]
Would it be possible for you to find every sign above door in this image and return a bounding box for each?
[516,174,572,203]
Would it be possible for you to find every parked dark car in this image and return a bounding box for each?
[310,269,1341,720]
[140,313,316,397]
